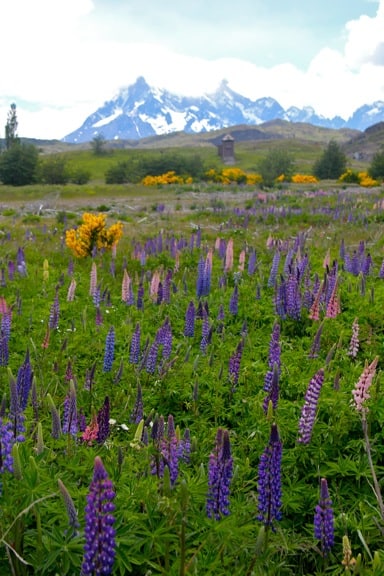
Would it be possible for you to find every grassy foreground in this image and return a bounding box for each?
[0,182,384,575]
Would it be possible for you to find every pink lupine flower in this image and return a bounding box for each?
[82,412,99,446]
[238,250,245,271]
[150,270,160,301]
[352,356,379,412]
[89,262,97,297]
[67,278,77,302]
[224,238,234,272]
[121,269,131,303]
[309,283,323,321]
[348,318,359,358]
[325,281,341,319]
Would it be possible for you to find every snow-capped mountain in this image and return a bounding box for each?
[62,76,384,143]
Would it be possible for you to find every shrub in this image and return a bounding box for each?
[0,143,39,185]
[312,140,347,180]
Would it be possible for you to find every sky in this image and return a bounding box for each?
[0,0,383,139]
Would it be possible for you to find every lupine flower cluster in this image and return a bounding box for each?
[150,414,191,485]
[81,456,116,576]
[66,212,123,258]
[228,338,244,390]
[348,317,359,358]
[264,321,281,392]
[103,326,115,372]
[206,428,233,520]
[257,423,282,527]
[314,478,334,556]
[297,369,325,444]
[351,356,378,412]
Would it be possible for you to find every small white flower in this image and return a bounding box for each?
[109,418,117,426]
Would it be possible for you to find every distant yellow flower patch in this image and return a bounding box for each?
[291,174,319,184]
[65,213,123,258]
[141,171,189,185]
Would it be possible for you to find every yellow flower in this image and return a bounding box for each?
[65,213,123,258]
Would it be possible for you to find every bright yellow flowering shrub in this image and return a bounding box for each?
[204,167,262,185]
[358,172,379,187]
[141,171,190,186]
[339,170,379,187]
[65,213,123,258]
[291,174,319,184]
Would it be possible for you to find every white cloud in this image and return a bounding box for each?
[1,0,384,138]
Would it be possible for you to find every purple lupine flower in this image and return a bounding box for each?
[286,270,301,320]
[314,478,334,556]
[348,318,359,358]
[97,396,110,444]
[47,394,62,439]
[9,372,25,442]
[163,269,172,304]
[268,250,280,287]
[379,259,384,279]
[62,381,78,437]
[81,456,116,576]
[216,304,225,334]
[196,256,205,298]
[297,368,325,444]
[16,349,33,411]
[129,323,141,364]
[257,423,282,527]
[58,478,80,534]
[160,414,180,486]
[0,417,14,473]
[103,327,115,372]
[179,428,191,463]
[151,414,165,478]
[84,361,97,392]
[229,284,239,315]
[247,249,257,275]
[184,301,196,337]
[274,276,287,319]
[263,362,279,413]
[228,338,244,390]
[206,428,233,520]
[16,247,27,276]
[0,328,9,367]
[308,322,324,359]
[264,322,281,392]
[200,308,210,354]
[130,383,143,423]
[362,253,372,276]
[156,281,163,305]
[136,282,144,310]
[8,260,15,280]
[146,340,159,374]
[49,291,60,330]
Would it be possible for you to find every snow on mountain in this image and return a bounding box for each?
[62,76,384,143]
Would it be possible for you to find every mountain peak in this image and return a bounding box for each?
[62,76,384,143]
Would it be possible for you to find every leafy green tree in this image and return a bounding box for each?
[5,103,18,150]
[368,148,384,180]
[40,155,70,184]
[258,148,295,187]
[91,134,107,156]
[312,140,347,180]
[71,167,91,185]
[105,161,130,184]
[0,143,39,185]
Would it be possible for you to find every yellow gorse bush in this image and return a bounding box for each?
[358,171,379,187]
[65,213,123,258]
[204,167,262,185]
[141,171,192,186]
[291,174,319,184]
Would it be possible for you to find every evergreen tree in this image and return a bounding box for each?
[313,140,347,180]
[0,143,39,186]
[5,103,18,150]
[258,148,295,187]
[368,148,384,180]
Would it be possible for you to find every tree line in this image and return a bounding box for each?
[1,105,384,186]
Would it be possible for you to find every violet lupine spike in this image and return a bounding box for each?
[58,478,80,534]
[163,269,172,304]
[130,383,144,424]
[136,282,144,310]
[84,361,97,392]
[348,318,359,358]
[16,247,27,276]
[200,309,210,354]
[146,340,159,374]
[268,250,281,287]
[49,291,60,330]
[97,396,110,444]
[228,338,244,390]
[257,423,282,528]
[314,478,334,556]
[129,323,141,365]
[206,428,233,520]
[229,284,239,315]
[160,415,180,486]
[103,326,115,372]
[62,381,78,437]
[196,256,205,298]
[286,270,301,320]
[184,301,196,337]
[0,417,14,473]
[47,394,62,439]
[263,362,280,413]
[0,328,9,367]
[264,322,281,392]
[16,349,33,412]
[308,322,324,359]
[247,249,257,275]
[81,456,116,576]
[297,368,325,444]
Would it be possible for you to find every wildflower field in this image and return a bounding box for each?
[2,183,384,575]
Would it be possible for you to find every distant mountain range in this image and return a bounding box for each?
[62,76,384,143]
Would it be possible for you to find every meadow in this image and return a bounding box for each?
[1,180,384,575]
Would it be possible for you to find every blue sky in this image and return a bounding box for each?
[0,0,383,138]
